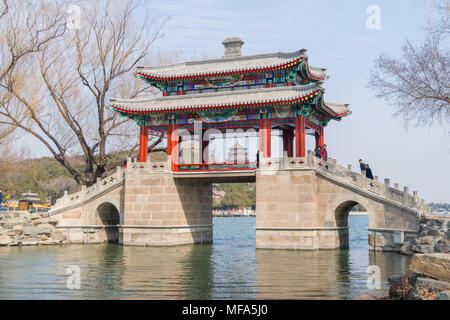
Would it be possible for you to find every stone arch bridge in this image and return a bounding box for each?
[49,152,428,251]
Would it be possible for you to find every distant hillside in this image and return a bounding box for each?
[213,183,255,209]
[0,149,137,202]
[0,156,80,202]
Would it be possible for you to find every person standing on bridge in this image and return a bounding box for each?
[364,164,374,180]
[320,144,328,161]
[314,145,321,158]
[0,188,3,211]
[359,159,366,172]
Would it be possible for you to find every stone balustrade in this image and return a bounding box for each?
[52,150,428,215]
[259,150,427,213]
[51,158,170,211]
[52,166,125,210]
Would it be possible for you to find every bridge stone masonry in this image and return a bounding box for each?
[49,37,430,252]
[49,151,428,252]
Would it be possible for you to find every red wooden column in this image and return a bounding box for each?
[259,118,272,158]
[139,126,149,162]
[319,127,324,147]
[167,123,178,171]
[315,131,320,150]
[316,127,324,148]
[266,119,271,158]
[295,116,305,157]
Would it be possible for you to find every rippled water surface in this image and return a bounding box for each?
[0,216,411,299]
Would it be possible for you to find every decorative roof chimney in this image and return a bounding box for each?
[222,37,244,58]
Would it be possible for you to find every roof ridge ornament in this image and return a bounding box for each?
[222,37,245,58]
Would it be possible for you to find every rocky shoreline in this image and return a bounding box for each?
[0,211,67,246]
[401,214,449,255]
[381,214,449,300]
[386,253,450,300]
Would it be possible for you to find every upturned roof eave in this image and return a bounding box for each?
[109,83,321,105]
[134,49,328,81]
[109,84,323,114]
[137,49,308,71]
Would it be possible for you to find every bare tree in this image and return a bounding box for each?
[0,0,66,144]
[369,1,449,126]
[0,0,168,186]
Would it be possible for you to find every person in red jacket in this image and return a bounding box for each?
[320,144,328,161]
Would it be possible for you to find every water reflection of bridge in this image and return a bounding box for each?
[0,240,409,299]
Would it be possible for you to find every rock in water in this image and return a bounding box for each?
[409,253,450,282]
[435,238,449,253]
[400,243,414,255]
[21,240,39,246]
[51,232,67,243]
[0,234,10,246]
[12,225,24,234]
[437,292,450,300]
[408,277,450,300]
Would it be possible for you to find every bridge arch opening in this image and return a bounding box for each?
[335,201,368,249]
[97,202,120,243]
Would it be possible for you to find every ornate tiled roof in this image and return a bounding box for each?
[136,49,326,81]
[110,84,326,114]
[323,102,351,116]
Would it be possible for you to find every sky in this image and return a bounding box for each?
[19,0,449,202]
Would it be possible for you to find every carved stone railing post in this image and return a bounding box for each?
[167,155,172,172]
[384,178,390,195]
[81,185,86,200]
[126,157,132,172]
[116,166,122,180]
[403,186,409,203]
[347,164,352,170]
[99,179,104,191]
[307,150,314,167]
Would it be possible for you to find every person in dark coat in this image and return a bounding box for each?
[364,164,374,180]
[359,159,366,172]
[314,146,321,158]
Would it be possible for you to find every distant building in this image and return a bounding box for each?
[179,141,200,164]
[226,143,249,163]
[212,184,226,204]
[18,190,41,211]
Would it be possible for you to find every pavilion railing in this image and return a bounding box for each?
[176,161,258,172]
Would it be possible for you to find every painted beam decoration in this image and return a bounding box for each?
[109,40,350,133]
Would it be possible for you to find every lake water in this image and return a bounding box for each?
[0,216,411,299]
